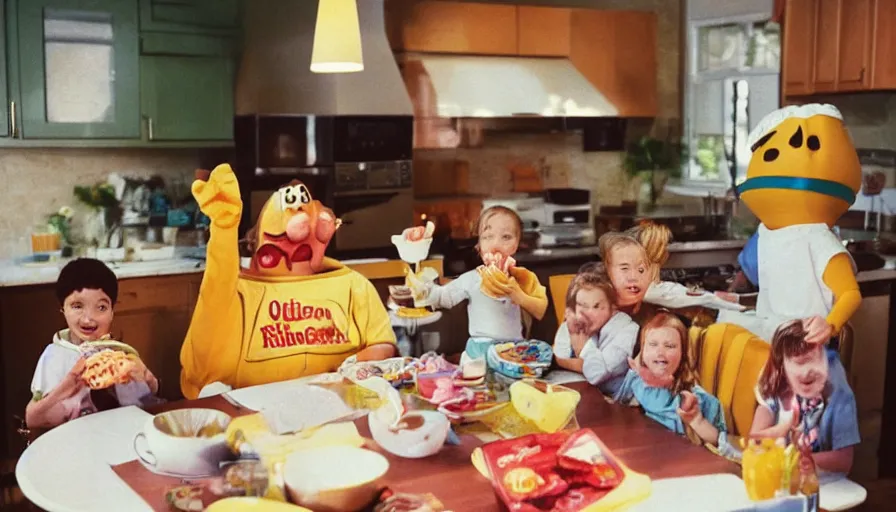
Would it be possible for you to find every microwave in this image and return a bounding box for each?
[233,115,414,252]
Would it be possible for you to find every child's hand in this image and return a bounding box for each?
[57,358,88,398]
[130,360,160,395]
[570,329,589,358]
[676,390,701,425]
[628,356,674,388]
[493,277,525,304]
[802,315,833,345]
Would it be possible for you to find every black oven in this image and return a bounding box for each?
[233,115,414,253]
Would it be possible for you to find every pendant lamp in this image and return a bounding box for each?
[310,0,364,73]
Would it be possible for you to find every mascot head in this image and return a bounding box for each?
[738,104,861,229]
[247,181,341,276]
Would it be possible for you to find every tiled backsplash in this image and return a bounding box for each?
[824,93,896,151]
[0,148,201,259]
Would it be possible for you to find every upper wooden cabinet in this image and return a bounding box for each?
[570,9,658,117]
[385,1,518,55]
[783,0,896,97]
[518,6,571,57]
[385,1,658,117]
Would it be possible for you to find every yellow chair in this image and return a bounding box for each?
[548,274,576,325]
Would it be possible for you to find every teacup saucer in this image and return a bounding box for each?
[136,456,222,479]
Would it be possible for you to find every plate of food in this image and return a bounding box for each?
[486,341,554,380]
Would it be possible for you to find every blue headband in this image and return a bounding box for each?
[736,176,856,205]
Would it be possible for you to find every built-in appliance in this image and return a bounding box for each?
[233,115,413,255]
[482,195,547,231]
[538,188,595,247]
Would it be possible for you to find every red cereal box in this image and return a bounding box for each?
[481,429,624,512]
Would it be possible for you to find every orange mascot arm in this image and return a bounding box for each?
[180,164,245,399]
[821,252,862,336]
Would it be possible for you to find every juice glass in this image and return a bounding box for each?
[742,438,785,501]
[31,228,60,253]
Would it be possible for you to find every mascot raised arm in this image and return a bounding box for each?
[179,164,396,399]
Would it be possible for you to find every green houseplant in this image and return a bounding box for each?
[623,136,687,207]
[74,183,121,248]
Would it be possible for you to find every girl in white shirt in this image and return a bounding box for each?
[423,206,549,361]
[553,269,638,395]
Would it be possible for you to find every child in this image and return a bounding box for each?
[613,312,731,451]
[25,258,159,429]
[421,206,548,360]
[750,320,859,475]
[553,270,638,395]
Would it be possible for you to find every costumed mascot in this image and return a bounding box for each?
[711,103,862,406]
[180,164,396,399]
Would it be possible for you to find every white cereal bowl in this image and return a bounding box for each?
[283,446,389,512]
[133,408,233,477]
[368,409,451,459]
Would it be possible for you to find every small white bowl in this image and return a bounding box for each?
[368,409,451,459]
[283,446,389,512]
[391,235,433,264]
[133,408,232,477]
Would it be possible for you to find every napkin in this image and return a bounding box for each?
[259,385,355,435]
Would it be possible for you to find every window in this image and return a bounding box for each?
[684,17,781,185]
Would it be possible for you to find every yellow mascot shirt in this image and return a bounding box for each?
[180,258,396,398]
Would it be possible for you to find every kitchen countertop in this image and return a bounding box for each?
[515,239,749,264]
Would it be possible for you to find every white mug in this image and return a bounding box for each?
[132,408,233,477]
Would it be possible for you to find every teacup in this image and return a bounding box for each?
[133,408,233,477]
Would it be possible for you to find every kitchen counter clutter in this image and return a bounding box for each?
[514,239,749,265]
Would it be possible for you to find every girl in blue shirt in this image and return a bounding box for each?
[614,311,729,450]
[751,320,860,475]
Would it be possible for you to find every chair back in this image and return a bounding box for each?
[548,274,576,324]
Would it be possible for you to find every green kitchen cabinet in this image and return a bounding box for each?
[17,0,140,139]
[140,33,235,141]
[0,0,9,138]
[139,0,240,35]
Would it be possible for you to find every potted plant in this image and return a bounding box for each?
[623,136,687,208]
[74,183,121,248]
[47,206,74,251]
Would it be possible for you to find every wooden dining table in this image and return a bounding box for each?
[118,381,742,511]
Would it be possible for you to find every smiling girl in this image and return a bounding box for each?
[613,312,731,450]
[751,320,859,474]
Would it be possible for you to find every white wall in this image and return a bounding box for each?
[687,0,773,21]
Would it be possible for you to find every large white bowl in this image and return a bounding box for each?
[132,408,232,477]
[283,446,389,512]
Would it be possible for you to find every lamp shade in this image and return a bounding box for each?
[310,0,364,73]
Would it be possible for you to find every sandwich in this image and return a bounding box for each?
[79,340,142,390]
[477,251,517,299]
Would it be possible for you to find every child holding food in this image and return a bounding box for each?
[417,206,548,361]
[553,270,638,395]
[25,258,159,429]
[750,320,859,475]
[613,312,733,453]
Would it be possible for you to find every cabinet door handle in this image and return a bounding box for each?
[10,101,17,138]
[860,67,866,82]
[146,116,154,141]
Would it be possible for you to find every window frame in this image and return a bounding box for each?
[682,13,780,188]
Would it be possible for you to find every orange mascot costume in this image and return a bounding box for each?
[179,164,396,399]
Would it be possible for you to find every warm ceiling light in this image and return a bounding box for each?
[310,0,364,73]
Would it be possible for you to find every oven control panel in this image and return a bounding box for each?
[334,160,412,193]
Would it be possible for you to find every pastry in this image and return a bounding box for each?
[478,251,516,299]
[82,349,141,390]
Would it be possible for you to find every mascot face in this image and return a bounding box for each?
[251,181,340,276]
[738,104,861,229]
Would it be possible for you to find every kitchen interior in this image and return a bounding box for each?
[2,0,896,507]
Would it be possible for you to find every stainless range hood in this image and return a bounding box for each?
[236,0,413,116]
[402,53,619,118]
